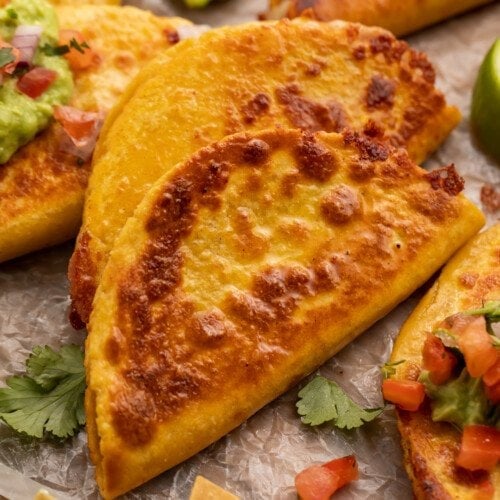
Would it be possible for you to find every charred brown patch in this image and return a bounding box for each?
[321,185,361,225]
[305,62,322,76]
[343,130,389,162]
[112,390,157,447]
[480,184,500,213]
[426,165,464,196]
[353,45,366,60]
[242,93,271,124]
[189,309,231,345]
[409,51,436,84]
[276,84,348,133]
[163,28,179,45]
[68,231,98,328]
[242,138,271,164]
[459,273,478,289]
[295,133,336,181]
[366,75,396,110]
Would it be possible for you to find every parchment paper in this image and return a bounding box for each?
[1,1,499,499]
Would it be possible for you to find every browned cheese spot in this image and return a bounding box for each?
[242,138,271,164]
[295,133,336,181]
[480,184,500,213]
[241,93,271,124]
[353,45,366,60]
[343,130,389,162]
[275,83,348,133]
[189,309,232,345]
[369,34,408,64]
[459,273,479,289]
[426,165,464,196]
[321,185,361,225]
[366,75,396,110]
[163,28,179,45]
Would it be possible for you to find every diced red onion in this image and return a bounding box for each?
[11,25,42,64]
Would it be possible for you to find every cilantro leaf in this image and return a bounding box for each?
[69,38,89,54]
[297,376,384,430]
[40,43,69,57]
[0,47,15,69]
[6,8,18,20]
[0,345,85,439]
[297,376,338,425]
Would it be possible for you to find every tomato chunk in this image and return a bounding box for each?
[323,455,359,488]
[295,456,359,500]
[422,334,457,384]
[382,379,425,411]
[59,29,95,70]
[54,105,100,143]
[457,316,498,378]
[484,381,500,405]
[456,425,500,471]
[16,67,57,99]
[483,357,500,387]
[295,465,339,500]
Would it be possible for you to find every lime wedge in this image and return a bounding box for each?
[471,38,500,163]
[183,0,211,7]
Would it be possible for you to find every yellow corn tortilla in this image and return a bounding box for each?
[0,6,189,263]
[265,0,494,36]
[85,127,484,498]
[69,18,462,325]
[390,224,500,499]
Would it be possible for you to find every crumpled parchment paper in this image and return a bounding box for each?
[0,1,499,499]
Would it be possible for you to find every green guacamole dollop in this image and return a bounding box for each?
[0,0,73,164]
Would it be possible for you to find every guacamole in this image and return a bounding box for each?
[0,0,73,164]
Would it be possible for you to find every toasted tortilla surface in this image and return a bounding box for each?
[265,0,494,36]
[70,18,462,325]
[0,6,189,263]
[391,224,500,499]
[85,128,484,498]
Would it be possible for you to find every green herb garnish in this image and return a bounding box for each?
[297,376,383,430]
[465,301,500,323]
[41,38,90,57]
[0,345,85,439]
[0,47,15,69]
[6,8,18,20]
[381,360,405,379]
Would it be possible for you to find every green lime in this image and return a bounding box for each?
[184,0,212,7]
[471,38,500,163]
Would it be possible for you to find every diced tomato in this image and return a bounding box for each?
[474,478,495,500]
[382,379,425,411]
[456,425,500,471]
[54,105,99,143]
[295,465,339,500]
[457,316,498,378]
[0,40,20,75]
[484,381,500,405]
[422,334,457,385]
[16,67,57,99]
[59,29,95,70]
[295,456,359,500]
[483,357,500,387]
[323,455,359,489]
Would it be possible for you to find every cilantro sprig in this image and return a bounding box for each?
[381,360,405,379]
[297,376,384,430]
[465,300,500,323]
[0,345,85,439]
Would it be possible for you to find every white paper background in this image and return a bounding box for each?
[0,1,499,499]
